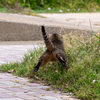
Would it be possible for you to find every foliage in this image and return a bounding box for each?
[0,31,100,99]
[0,0,18,7]
[0,0,100,12]
[0,7,9,13]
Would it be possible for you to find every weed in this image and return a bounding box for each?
[22,8,46,18]
[15,80,19,83]
[41,94,45,96]
[34,95,36,97]
[46,88,50,91]
[54,90,58,93]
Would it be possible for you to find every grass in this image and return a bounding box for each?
[1,0,100,14]
[0,7,9,13]
[21,8,46,18]
[0,6,100,14]
[33,8,100,13]
[0,31,100,100]
[0,7,46,18]
[19,0,100,13]
[0,4,100,16]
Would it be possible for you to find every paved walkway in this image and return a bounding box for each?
[0,44,79,100]
[0,41,43,65]
[39,13,100,32]
[0,12,100,31]
[0,45,34,65]
[0,72,78,100]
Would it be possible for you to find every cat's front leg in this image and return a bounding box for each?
[33,58,43,72]
[33,50,51,72]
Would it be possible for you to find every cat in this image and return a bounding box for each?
[33,26,67,72]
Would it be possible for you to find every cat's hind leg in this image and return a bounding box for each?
[56,54,67,67]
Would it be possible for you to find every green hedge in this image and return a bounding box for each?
[0,0,100,11]
[19,0,100,10]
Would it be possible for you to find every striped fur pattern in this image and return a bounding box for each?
[42,26,55,51]
[33,26,67,72]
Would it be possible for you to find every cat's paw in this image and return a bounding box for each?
[33,67,39,72]
[62,62,67,67]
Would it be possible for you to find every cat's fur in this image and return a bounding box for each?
[33,26,67,72]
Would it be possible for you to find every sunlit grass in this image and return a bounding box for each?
[0,7,9,13]
[1,0,100,14]
[0,31,100,99]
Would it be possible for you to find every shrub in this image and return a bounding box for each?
[0,0,100,12]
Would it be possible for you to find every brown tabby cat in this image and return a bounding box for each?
[33,26,67,72]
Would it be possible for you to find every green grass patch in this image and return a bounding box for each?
[0,7,46,18]
[23,9,46,18]
[1,0,100,14]
[0,32,100,99]
[0,7,9,13]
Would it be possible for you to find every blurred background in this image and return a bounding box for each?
[0,0,100,14]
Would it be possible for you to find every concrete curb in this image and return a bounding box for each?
[0,21,91,41]
[1,12,100,41]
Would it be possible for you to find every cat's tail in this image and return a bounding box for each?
[41,26,55,51]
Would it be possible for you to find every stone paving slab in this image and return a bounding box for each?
[0,98,24,100]
[0,45,38,65]
[0,72,79,100]
[0,41,43,45]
